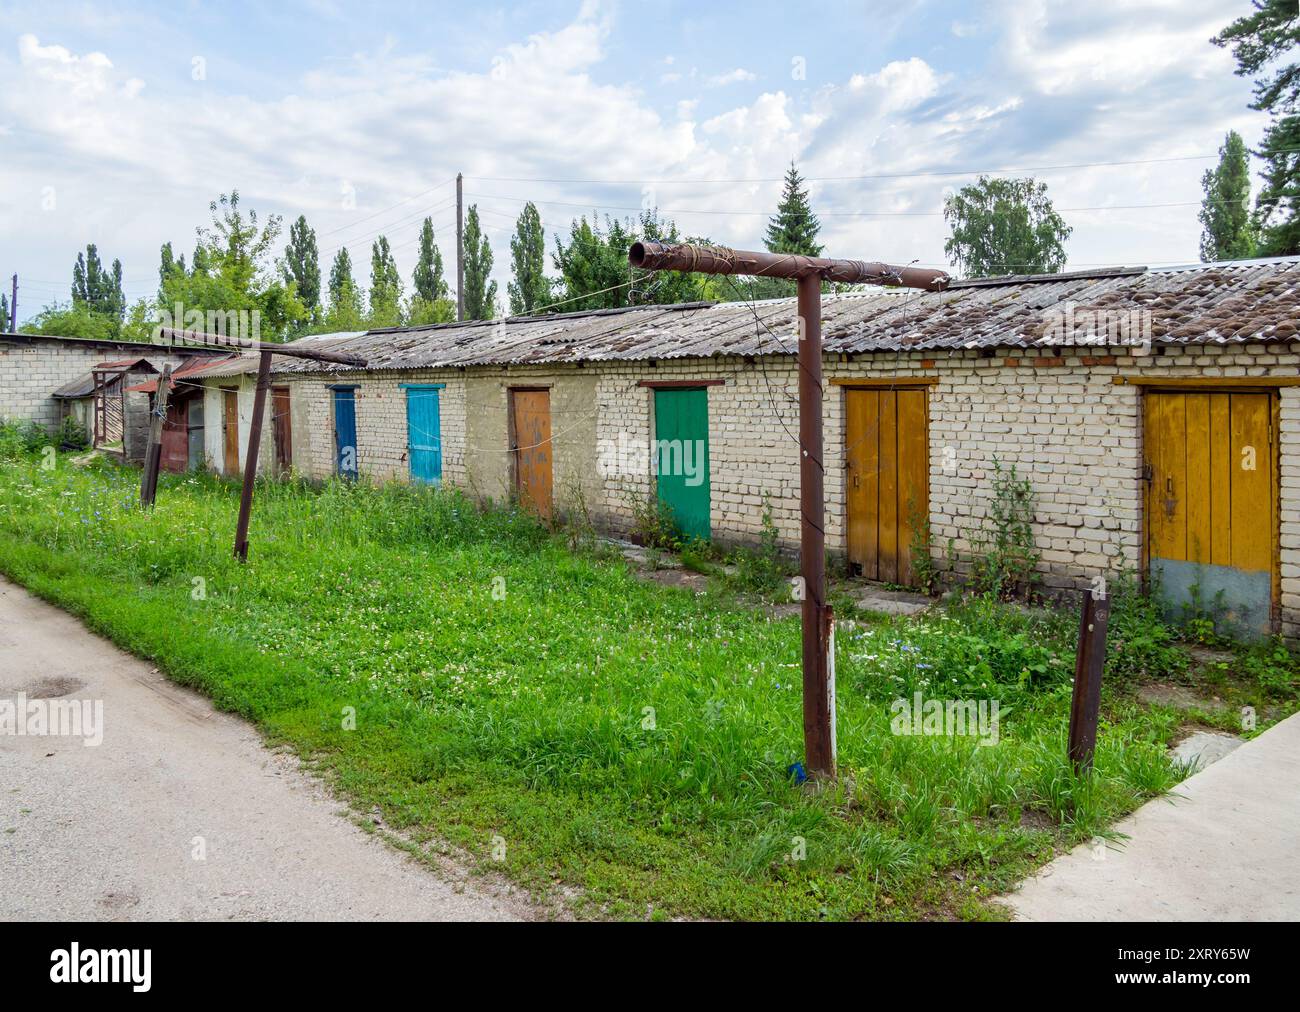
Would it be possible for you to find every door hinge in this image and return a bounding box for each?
[1141,462,1154,483]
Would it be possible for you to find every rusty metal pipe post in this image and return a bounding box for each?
[233,349,273,562]
[1067,589,1110,774]
[628,241,948,782]
[798,273,835,779]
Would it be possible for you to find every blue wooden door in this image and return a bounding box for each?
[333,387,358,478]
[405,386,442,484]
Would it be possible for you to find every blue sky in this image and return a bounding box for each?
[0,0,1267,321]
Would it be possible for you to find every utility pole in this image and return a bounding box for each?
[456,173,465,322]
[629,241,949,780]
[9,274,16,332]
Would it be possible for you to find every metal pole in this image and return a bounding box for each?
[628,242,948,783]
[798,274,834,779]
[140,363,172,508]
[9,274,16,331]
[1067,588,1110,773]
[233,349,273,561]
[456,173,465,322]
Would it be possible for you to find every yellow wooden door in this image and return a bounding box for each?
[845,387,928,586]
[1145,391,1273,635]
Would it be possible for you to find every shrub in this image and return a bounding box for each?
[1104,572,1189,682]
[968,459,1040,600]
[58,415,90,451]
[1240,637,1299,698]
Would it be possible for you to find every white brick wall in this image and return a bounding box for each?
[202,342,1300,636]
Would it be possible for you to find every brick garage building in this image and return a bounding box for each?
[1,332,225,461]
[194,257,1300,638]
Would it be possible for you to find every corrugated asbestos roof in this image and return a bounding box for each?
[192,257,1300,377]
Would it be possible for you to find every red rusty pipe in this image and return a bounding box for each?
[628,241,950,291]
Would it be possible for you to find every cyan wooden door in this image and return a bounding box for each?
[654,387,711,541]
[405,385,442,484]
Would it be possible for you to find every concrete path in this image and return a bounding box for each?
[1007,710,1300,921]
[0,576,534,921]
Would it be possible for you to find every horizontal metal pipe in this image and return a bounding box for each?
[154,327,368,367]
[629,241,950,291]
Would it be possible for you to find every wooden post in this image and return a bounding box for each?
[140,363,172,507]
[233,349,273,561]
[798,273,835,779]
[1067,587,1110,773]
[8,274,16,332]
[456,172,464,322]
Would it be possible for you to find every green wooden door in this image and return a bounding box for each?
[654,387,710,541]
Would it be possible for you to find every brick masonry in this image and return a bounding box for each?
[199,341,1300,637]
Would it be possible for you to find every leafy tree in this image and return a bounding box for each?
[507,201,551,315]
[158,190,306,341]
[943,176,1072,277]
[283,215,321,320]
[412,217,449,302]
[321,248,366,332]
[26,301,119,341]
[553,209,713,311]
[158,242,186,299]
[368,235,403,327]
[462,206,497,321]
[764,162,823,257]
[71,244,126,327]
[408,218,455,326]
[1199,131,1258,261]
[1213,2,1300,256]
[0,291,9,330]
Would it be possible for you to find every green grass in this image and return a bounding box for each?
[0,451,1223,920]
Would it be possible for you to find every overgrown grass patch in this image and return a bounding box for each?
[0,453,1216,919]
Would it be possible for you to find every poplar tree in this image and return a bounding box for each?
[1199,131,1257,262]
[508,201,550,315]
[462,206,497,320]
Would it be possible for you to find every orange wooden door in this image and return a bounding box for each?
[1145,390,1274,635]
[272,387,292,471]
[222,389,239,474]
[511,389,553,519]
[845,387,928,586]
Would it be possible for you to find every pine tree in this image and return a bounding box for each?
[369,236,403,327]
[1199,131,1257,262]
[412,217,449,302]
[1,291,9,330]
[462,206,497,321]
[283,215,321,318]
[764,162,823,257]
[507,202,550,315]
[1214,2,1300,255]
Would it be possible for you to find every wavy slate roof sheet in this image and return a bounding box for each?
[193,257,1300,377]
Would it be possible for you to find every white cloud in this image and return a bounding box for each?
[0,0,1271,315]
[707,68,757,87]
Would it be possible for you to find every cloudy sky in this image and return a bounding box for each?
[0,0,1268,323]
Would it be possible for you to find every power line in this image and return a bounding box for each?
[466,153,1232,185]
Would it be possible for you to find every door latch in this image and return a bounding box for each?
[1163,476,1177,519]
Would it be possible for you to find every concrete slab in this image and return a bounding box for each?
[1170,730,1244,771]
[1005,711,1300,921]
[853,587,932,617]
